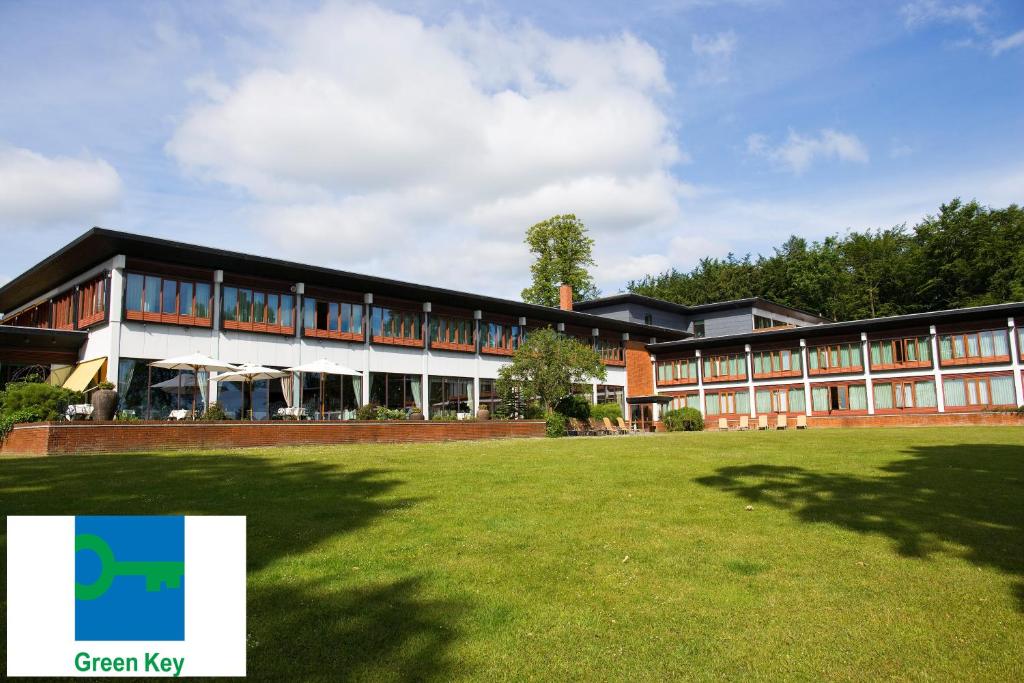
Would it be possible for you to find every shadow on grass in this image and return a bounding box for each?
[696,443,1024,611]
[0,452,467,679]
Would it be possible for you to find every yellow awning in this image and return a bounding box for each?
[62,357,107,393]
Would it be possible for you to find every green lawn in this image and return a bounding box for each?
[3,428,1023,681]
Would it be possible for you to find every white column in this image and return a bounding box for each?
[421,302,431,419]
[800,339,812,417]
[105,255,126,384]
[591,327,600,405]
[861,332,874,415]
[1008,317,1023,406]
[744,343,756,418]
[930,325,945,413]
[695,349,705,417]
[362,293,372,406]
[292,283,304,408]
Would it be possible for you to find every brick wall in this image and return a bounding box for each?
[707,412,1024,430]
[625,340,653,397]
[1,420,546,457]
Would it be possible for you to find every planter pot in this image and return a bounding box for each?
[409,412,425,421]
[91,389,118,421]
[476,408,491,421]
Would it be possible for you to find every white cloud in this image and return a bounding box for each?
[746,128,869,174]
[0,145,121,228]
[901,1,986,32]
[167,2,686,297]
[691,30,738,85]
[991,29,1024,55]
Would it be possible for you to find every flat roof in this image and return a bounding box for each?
[0,228,688,341]
[573,293,830,323]
[0,325,87,350]
[646,302,1024,352]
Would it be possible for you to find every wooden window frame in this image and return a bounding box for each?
[869,336,932,371]
[705,389,748,416]
[656,358,698,386]
[753,384,807,415]
[371,306,424,348]
[807,342,863,376]
[222,284,296,336]
[871,376,938,415]
[702,353,747,383]
[751,348,802,379]
[481,321,521,356]
[303,298,364,342]
[595,338,625,366]
[939,330,1011,367]
[51,290,76,331]
[941,372,1017,412]
[124,272,213,328]
[809,381,869,416]
[429,315,476,353]
[77,277,107,328]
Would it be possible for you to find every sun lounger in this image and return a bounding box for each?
[796,414,808,429]
[718,417,729,431]
[616,417,638,434]
[757,415,769,430]
[603,417,625,435]
[739,415,750,430]
[589,417,610,435]
[776,414,788,430]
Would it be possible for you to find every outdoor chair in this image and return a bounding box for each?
[603,417,625,435]
[776,414,788,430]
[796,414,808,429]
[65,404,94,421]
[168,409,189,421]
[738,415,750,430]
[718,417,729,431]
[588,417,609,435]
[757,415,769,430]
[616,417,638,434]
[570,418,590,435]
[566,418,580,436]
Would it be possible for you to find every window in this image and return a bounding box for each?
[751,349,801,378]
[807,342,863,374]
[656,358,698,385]
[942,375,1016,408]
[643,314,653,326]
[78,277,107,327]
[222,285,295,334]
[595,338,624,364]
[596,384,624,406]
[482,321,522,355]
[1,302,51,328]
[755,388,789,414]
[429,315,475,351]
[429,376,474,414]
[939,330,1010,365]
[702,353,747,382]
[870,336,931,370]
[873,380,937,411]
[303,298,363,340]
[52,290,75,330]
[369,372,422,411]
[692,320,705,338]
[810,384,867,413]
[668,394,701,411]
[124,272,212,327]
[704,390,749,415]
[788,387,806,413]
[754,314,788,329]
[372,306,422,345]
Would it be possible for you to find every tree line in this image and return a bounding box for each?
[626,199,1024,321]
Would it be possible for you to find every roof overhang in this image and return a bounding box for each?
[626,394,674,404]
[574,293,830,324]
[0,325,87,351]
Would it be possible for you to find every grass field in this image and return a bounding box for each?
[3,427,1023,681]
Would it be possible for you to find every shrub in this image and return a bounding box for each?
[523,403,545,420]
[95,381,115,391]
[201,402,227,421]
[430,410,458,421]
[554,394,591,420]
[662,407,704,432]
[0,381,83,421]
[356,404,380,420]
[116,410,141,423]
[545,412,567,438]
[375,406,407,421]
[589,402,623,421]
[0,406,45,441]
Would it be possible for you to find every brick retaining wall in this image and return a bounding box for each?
[1,420,546,456]
[709,412,1024,430]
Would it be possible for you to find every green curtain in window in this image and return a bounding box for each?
[688,363,697,380]
[812,387,828,412]
[705,394,720,415]
[980,331,995,357]
[850,345,862,367]
[849,385,867,410]
[755,390,771,414]
[873,383,893,409]
[703,359,711,377]
[791,351,801,372]
[939,336,952,359]
[870,343,881,366]
[788,388,805,413]
[808,350,819,370]
[753,355,763,374]
[686,395,700,410]
[915,381,937,407]
[990,376,1015,405]
[993,331,1009,356]
[736,392,750,415]
[943,379,966,407]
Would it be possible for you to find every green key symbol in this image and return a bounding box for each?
[75,533,184,601]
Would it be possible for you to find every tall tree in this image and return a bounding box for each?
[496,328,606,413]
[521,214,599,306]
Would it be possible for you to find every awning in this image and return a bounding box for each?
[626,395,673,405]
[62,357,107,392]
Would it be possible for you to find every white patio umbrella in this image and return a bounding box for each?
[285,359,362,420]
[149,353,238,419]
[211,365,289,421]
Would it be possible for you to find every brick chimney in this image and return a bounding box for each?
[559,283,573,311]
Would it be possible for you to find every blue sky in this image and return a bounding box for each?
[1,0,1021,300]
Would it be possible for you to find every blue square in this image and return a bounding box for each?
[75,516,185,641]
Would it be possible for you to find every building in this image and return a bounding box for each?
[1,227,1022,425]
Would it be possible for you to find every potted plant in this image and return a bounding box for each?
[476,406,491,420]
[409,407,425,420]
[90,381,118,421]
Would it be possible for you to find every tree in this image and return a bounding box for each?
[496,328,607,414]
[520,214,599,306]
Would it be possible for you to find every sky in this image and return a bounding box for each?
[0,0,1022,300]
